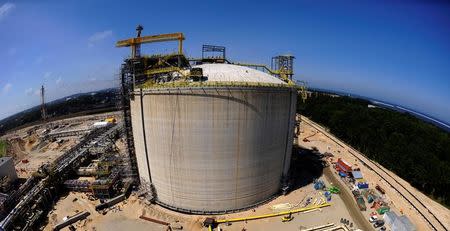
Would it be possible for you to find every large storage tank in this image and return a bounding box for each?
[131,63,297,213]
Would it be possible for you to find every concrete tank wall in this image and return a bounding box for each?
[131,86,297,213]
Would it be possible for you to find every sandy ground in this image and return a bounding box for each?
[44,193,154,231]
[0,112,122,178]
[43,192,196,231]
[209,175,362,231]
[44,176,363,231]
[299,115,450,231]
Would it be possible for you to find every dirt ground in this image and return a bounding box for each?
[299,115,450,231]
[0,112,122,178]
[43,193,154,231]
[209,175,361,231]
[43,175,362,231]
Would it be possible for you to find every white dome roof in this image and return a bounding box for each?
[193,63,286,85]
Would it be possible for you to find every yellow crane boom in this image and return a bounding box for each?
[116,30,185,57]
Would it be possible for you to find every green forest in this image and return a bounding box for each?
[297,93,450,208]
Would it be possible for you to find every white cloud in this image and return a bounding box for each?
[25,88,33,96]
[2,83,12,94]
[88,30,112,47]
[56,77,62,85]
[25,87,42,97]
[43,71,52,79]
[0,3,15,21]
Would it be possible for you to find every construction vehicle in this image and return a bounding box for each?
[104,117,116,124]
[281,213,293,222]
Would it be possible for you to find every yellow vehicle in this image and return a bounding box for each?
[105,117,116,123]
[281,213,293,222]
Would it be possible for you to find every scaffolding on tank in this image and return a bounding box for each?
[117,61,139,184]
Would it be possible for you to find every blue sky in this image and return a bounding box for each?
[0,0,449,124]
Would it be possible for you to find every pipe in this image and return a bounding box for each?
[53,211,90,231]
[139,215,170,226]
[216,203,331,224]
[95,194,126,211]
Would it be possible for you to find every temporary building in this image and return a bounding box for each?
[383,211,398,226]
[393,215,416,231]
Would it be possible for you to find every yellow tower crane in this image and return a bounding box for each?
[116,25,185,58]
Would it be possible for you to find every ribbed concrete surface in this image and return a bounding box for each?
[131,86,297,213]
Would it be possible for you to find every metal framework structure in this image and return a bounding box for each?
[0,125,121,230]
[202,45,226,60]
[91,168,121,199]
[118,61,140,183]
[271,55,295,80]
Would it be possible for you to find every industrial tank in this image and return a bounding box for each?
[131,63,297,213]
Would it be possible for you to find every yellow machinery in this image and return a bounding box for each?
[116,26,190,87]
[105,117,116,123]
[116,25,185,58]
